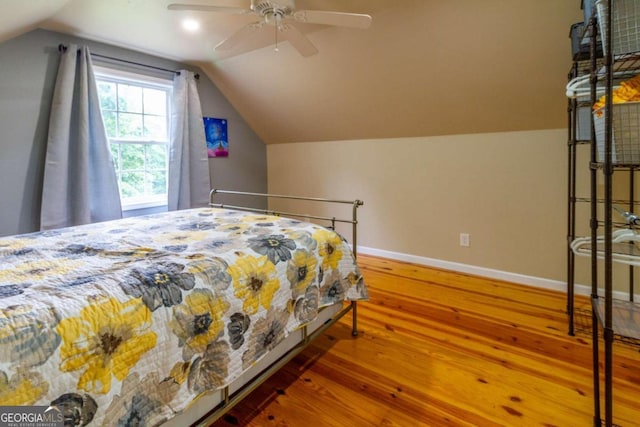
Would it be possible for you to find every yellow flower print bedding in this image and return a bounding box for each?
[0,208,368,426]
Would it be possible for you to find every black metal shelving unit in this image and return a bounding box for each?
[586,2,640,426]
[567,1,640,426]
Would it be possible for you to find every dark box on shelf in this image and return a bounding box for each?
[570,21,603,60]
[570,22,589,60]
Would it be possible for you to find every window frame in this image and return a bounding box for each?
[94,66,173,211]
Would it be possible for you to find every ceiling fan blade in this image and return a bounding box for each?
[215,22,263,51]
[167,3,249,14]
[279,24,318,57]
[293,10,372,29]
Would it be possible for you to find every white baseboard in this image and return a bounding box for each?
[356,245,638,301]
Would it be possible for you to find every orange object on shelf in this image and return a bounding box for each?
[594,73,640,115]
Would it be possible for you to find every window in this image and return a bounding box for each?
[95,67,172,210]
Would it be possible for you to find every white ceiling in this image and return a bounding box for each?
[0,0,582,144]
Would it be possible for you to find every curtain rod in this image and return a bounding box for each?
[57,44,199,79]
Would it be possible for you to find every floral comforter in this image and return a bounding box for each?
[0,208,367,426]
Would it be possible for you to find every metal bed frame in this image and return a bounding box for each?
[185,189,364,426]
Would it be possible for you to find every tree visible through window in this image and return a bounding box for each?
[95,68,171,210]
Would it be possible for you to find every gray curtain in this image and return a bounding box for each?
[40,44,122,230]
[168,70,210,211]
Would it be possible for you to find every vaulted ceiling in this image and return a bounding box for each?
[0,0,582,144]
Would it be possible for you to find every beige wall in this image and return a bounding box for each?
[268,129,568,283]
[209,1,582,144]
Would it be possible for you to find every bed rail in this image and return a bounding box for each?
[192,303,355,426]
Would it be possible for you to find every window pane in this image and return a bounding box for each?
[121,171,144,198]
[118,84,143,113]
[144,115,166,140]
[102,111,117,138]
[96,70,171,209]
[118,113,143,138]
[121,143,144,170]
[147,171,167,196]
[97,81,116,111]
[146,144,167,169]
[144,88,166,116]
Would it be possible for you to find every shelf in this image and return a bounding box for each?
[574,197,640,206]
[576,240,640,262]
[589,161,640,170]
[593,297,640,340]
[580,53,640,93]
[607,52,640,74]
[588,53,640,77]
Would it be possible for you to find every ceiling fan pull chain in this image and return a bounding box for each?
[275,20,279,52]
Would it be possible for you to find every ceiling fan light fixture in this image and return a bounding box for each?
[264,10,283,26]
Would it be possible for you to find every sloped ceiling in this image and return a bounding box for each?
[0,0,582,144]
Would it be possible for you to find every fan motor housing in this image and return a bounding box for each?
[252,0,294,18]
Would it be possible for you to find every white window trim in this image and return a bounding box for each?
[94,65,174,87]
[95,66,173,212]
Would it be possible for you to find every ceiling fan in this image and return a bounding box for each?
[168,0,372,57]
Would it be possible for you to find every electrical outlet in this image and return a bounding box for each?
[459,233,470,247]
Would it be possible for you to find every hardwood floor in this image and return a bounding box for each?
[212,255,640,426]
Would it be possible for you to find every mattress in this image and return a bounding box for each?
[0,207,368,426]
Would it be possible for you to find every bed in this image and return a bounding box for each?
[0,190,367,426]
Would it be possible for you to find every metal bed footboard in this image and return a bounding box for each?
[209,188,363,336]
[209,189,363,257]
